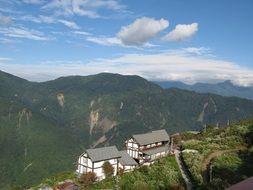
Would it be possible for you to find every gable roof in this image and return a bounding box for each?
[119,150,138,166]
[132,129,170,146]
[86,146,121,162]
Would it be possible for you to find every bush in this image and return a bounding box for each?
[118,167,124,176]
[138,165,149,174]
[79,172,97,187]
[102,161,114,178]
[92,156,184,190]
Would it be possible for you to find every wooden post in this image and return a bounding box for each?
[209,164,213,182]
[170,137,174,153]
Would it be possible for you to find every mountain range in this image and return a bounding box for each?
[1,70,253,189]
[153,80,253,100]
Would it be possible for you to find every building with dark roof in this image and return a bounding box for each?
[76,129,171,180]
[76,146,121,180]
[86,146,121,162]
[132,129,170,146]
[125,129,170,164]
[119,150,138,172]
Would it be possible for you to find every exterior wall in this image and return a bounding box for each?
[149,150,168,161]
[124,165,136,172]
[93,158,118,180]
[76,153,93,174]
[126,138,139,159]
[126,137,170,164]
[119,163,136,172]
[76,152,119,181]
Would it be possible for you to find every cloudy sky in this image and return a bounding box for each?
[0,0,253,86]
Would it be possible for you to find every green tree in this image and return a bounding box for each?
[102,161,114,178]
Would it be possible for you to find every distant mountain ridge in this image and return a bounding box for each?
[154,80,253,100]
[1,70,253,189]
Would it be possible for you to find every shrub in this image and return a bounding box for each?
[102,161,114,178]
[138,165,149,174]
[118,167,124,176]
[79,172,97,187]
[132,180,149,189]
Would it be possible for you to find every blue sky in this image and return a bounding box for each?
[0,0,253,86]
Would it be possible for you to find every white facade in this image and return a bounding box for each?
[76,153,119,180]
[118,163,136,172]
[126,138,140,159]
[76,130,170,182]
[125,137,170,164]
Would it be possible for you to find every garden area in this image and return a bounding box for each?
[90,156,185,190]
[32,155,185,190]
[209,147,253,189]
[181,121,253,188]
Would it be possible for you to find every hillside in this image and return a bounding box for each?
[1,70,253,188]
[32,120,253,190]
[154,80,253,100]
[181,120,253,189]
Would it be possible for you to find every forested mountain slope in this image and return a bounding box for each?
[1,70,253,188]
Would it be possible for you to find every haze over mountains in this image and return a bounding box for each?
[154,80,253,100]
[1,70,253,188]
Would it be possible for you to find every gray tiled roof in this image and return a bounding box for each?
[132,129,170,146]
[119,151,138,166]
[143,145,170,156]
[86,146,121,162]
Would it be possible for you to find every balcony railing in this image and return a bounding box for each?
[140,143,166,151]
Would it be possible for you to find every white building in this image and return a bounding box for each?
[125,129,170,164]
[76,146,121,180]
[118,150,138,172]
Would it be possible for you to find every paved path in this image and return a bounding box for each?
[174,149,193,190]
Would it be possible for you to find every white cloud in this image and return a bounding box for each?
[58,19,79,29]
[72,1,99,18]
[17,15,80,29]
[1,48,253,86]
[73,31,91,36]
[86,35,156,48]
[85,17,169,47]
[0,15,12,25]
[0,37,16,45]
[0,27,49,41]
[117,17,169,46]
[164,23,198,41]
[84,18,198,48]
[170,47,213,56]
[181,47,210,55]
[42,0,126,18]
[0,57,12,61]
[86,0,125,10]
[86,36,121,46]
[22,0,44,4]
[19,15,55,23]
